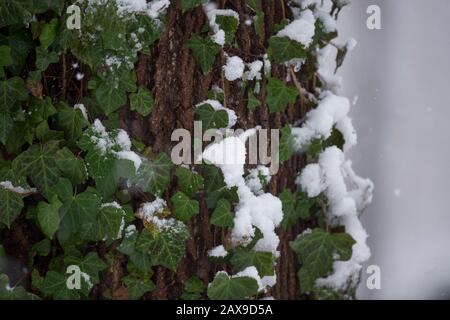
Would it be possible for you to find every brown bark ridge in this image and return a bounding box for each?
[119,0,311,300]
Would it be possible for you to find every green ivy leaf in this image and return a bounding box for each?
[207,272,259,300]
[39,18,58,49]
[185,34,220,73]
[133,153,173,197]
[268,36,307,63]
[230,247,275,276]
[56,105,88,142]
[0,45,13,67]
[175,167,204,198]
[290,229,355,293]
[95,80,127,115]
[0,172,26,228]
[278,125,295,163]
[0,1,30,28]
[247,91,261,110]
[266,77,298,113]
[0,274,40,300]
[184,276,206,293]
[55,147,87,185]
[148,227,189,271]
[41,271,79,300]
[49,178,100,239]
[35,47,59,71]
[171,191,199,222]
[12,141,62,199]
[281,189,315,229]
[210,198,234,228]
[130,86,154,117]
[195,103,229,131]
[181,0,207,13]
[122,275,155,300]
[37,195,62,239]
[63,252,107,284]
[0,76,28,106]
[97,203,126,240]
[216,15,239,45]
[203,164,238,209]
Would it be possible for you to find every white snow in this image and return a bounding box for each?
[297,147,374,290]
[202,129,283,254]
[101,201,122,209]
[292,92,356,152]
[196,100,237,129]
[91,119,142,171]
[76,72,84,80]
[243,60,263,81]
[0,181,37,195]
[203,4,239,46]
[223,56,245,81]
[276,9,316,47]
[208,245,228,258]
[136,198,185,233]
[74,103,88,121]
[233,266,264,292]
[245,166,271,196]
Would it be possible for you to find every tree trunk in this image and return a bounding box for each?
[117,0,310,300]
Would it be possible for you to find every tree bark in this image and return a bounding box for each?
[116,0,311,300]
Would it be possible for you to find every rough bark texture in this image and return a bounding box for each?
[0,0,316,300]
[114,0,312,300]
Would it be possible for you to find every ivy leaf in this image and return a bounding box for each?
[0,0,26,28]
[64,252,107,284]
[0,170,27,228]
[95,80,127,115]
[35,47,59,71]
[56,105,88,142]
[49,179,100,240]
[130,86,154,117]
[266,77,298,113]
[216,15,239,44]
[185,34,220,73]
[171,191,199,222]
[184,276,206,293]
[203,164,238,209]
[0,110,13,145]
[133,153,173,197]
[0,274,40,300]
[122,275,155,300]
[12,141,62,199]
[210,198,234,228]
[281,190,315,229]
[175,167,204,198]
[0,45,13,67]
[278,125,295,163]
[195,103,229,131]
[268,36,307,64]
[144,225,189,271]
[290,229,355,293]
[207,272,259,300]
[181,0,207,13]
[0,77,28,106]
[97,204,126,240]
[39,18,58,49]
[247,90,261,110]
[37,195,62,239]
[41,271,79,300]
[55,147,87,185]
[230,247,275,276]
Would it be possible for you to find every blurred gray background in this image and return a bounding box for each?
[336,0,450,299]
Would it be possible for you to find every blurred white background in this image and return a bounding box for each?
[337,0,450,299]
